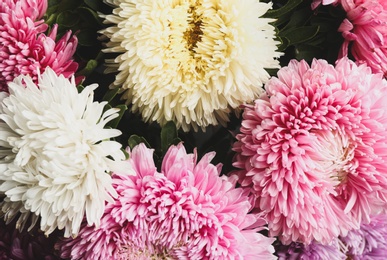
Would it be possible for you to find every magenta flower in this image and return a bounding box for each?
[58,143,276,260]
[339,0,387,75]
[340,214,387,259]
[0,0,78,92]
[276,239,346,260]
[233,57,387,245]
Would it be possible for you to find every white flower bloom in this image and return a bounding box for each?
[101,0,281,131]
[0,68,131,237]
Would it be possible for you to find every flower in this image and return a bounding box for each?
[232,57,387,244]
[0,67,129,237]
[0,0,47,20]
[58,143,276,260]
[0,0,78,92]
[275,239,346,260]
[0,218,60,260]
[338,0,387,75]
[100,0,281,131]
[340,214,387,259]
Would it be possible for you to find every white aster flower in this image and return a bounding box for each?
[0,68,131,237]
[101,0,281,131]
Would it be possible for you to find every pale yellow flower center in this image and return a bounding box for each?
[313,131,356,186]
[116,245,173,260]
[184,5,203,53]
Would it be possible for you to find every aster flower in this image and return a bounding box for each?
[0,0,47,20]
[0,68,129,237]
[340,214,387,259]
[232,57,387,244]
[276,239,346,260]
[0,218,60,260]
[58,143,276,260]
[101,0,281,131]
[0,0,78,92]
[338,0,387,75]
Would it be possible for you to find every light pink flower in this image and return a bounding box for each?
[0,0,78,92]
[233,57,387,245]
[58,143,276,260]
[339,0,387,75]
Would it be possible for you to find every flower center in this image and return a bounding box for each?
[116,245,172,260]
[313,131,356,186]
[184,5,203,53]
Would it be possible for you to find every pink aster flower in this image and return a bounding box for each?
[233,57,387,245]
[338,0,387,75]
[0,0,78,92]
[58,143,276,260]
[340,214,387,259]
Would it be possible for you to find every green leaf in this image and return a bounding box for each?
[77,85,85,93]
[44,14,57,26]
[294,45,323,61]
[108,105,127,129]
[266,68,279,77]
[76,29,99,46]
[280,25,320,46]
[57,0,80,12]
[121,148,129,160]
[281,7,311,32]
[48,0,61,6]
[84,0,106,12]
[77,7,103,26]
[160,121,179,153]
[128,135,151,149]
[171,137,181,146]
[265,0,304,18]
[103,88,120,103]
[56,11,80,28]
[76,59,98,77]
[277,35,289,52]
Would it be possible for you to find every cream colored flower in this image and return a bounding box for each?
[0,68,131,237]
[101,0,281,131]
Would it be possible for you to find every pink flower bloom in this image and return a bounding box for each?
[340,214,387,259]
[233,58,387,245]
[0,0,47,20]
[58,143,276,260]
[0,0,78,92]
[339,0,387,75]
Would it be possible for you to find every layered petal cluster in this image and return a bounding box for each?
[341,214,387,258]
[0,218,60,260]
[100,0,281,131]
[339,0,387,75]
[0,0,78,92]
[58,143,276,260]
[0,68,128,237]
[276,239,345,260]
[233,58,387,244]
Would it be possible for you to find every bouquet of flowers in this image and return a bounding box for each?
[1,0,387,259]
